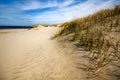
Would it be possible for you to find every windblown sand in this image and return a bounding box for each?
[0,27,85,80]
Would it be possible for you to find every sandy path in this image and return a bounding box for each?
[0,27,85,80]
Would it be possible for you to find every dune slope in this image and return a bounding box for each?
[0,27,86,80]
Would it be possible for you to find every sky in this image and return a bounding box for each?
[0,0,120,26]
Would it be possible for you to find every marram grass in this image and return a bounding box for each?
[53,5,120,79]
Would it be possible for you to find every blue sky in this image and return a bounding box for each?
[0,0,120,26]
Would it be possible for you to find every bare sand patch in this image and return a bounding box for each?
[0,26,85,80]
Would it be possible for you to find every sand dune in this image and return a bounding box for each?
[0,27,85,80]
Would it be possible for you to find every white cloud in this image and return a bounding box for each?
[63,0,74,6]
[58,0,74,8]
[21,0,58,10]
[21,0,75,10]
[30,0,120,24]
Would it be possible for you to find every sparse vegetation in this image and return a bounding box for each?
[53,5,120,80]
[33,24,40,28]
[28,24,40,30]
[42,24,49,27]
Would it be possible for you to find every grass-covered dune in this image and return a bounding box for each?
[54,5,120,37]
[53,5,120,80]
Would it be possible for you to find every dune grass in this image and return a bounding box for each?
[53,5,120,79]
[28,24,40,30]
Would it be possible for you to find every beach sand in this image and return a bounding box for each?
[0,26,85,80]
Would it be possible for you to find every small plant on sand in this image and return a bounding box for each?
[33,24,40,28]
[28,24,40,30]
